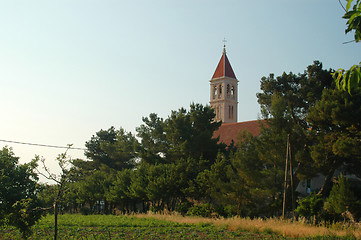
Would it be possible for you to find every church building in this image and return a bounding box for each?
[211,45,263,145]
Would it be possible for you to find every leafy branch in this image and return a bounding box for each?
[334,0,361,94]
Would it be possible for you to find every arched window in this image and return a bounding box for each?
[227,84,230,96]
[218,85,222,98]
[213,86,217,99]
[231,86,235,97]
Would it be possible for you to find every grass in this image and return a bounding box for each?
[0,214,283,239]
[0,213,360,239]
[133,213,361,239]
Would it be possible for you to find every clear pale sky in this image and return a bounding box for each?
[0,0,359,180]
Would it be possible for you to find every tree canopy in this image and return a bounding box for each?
[0,147,43,238]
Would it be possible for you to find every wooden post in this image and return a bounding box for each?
[282,134,290,219]
[288,137,295,219]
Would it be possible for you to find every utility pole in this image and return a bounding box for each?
[289,136,295,219]
[282,134,295,219]
[282,135,289,219]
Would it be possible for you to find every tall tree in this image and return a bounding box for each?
[164,103,223,163]
[85,127,139,171]
[255,61,334,213]
[307,87,361,195]
[136,113,168,165]
[257,61,334,178]
[0,147,43,239]
[85,126,118,169]
[136,103,223,165]
[100,128,139,170]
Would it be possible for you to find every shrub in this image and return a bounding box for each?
[80,207,92,215]
[214,205,236,218]
[214,205,227,218]
[150,205,163,213]
[295,193,324,220]
[349,200,361,221]
[175,202,193,216]
[187,203,214,217]
[324,175,358,221]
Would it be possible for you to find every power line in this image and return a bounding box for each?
[0,139,86,151]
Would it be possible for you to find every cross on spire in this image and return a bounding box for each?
[222,38,227,53]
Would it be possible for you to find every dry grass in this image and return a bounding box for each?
[133,213,361,238]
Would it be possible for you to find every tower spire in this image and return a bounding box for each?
[222,38,227,54]
[211,40,236,80]
[210,43,238,123]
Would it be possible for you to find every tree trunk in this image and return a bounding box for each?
[318,163,337,196]
[54,201,58,240]
[237,198,241,216]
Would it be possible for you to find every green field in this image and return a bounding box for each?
[0,214,357,239]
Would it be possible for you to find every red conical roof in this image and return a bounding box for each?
[212,48,237,79]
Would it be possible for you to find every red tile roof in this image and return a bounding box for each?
[213,120,266,145]
[211,50,237,80]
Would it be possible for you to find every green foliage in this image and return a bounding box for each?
[344,0,361,42]
[334,0,361,94]
[100,128,139,170]
[324,175,357,219]
[144,163,182,210]
[136,113,168,164]
[187,203,214,217]
[257,61,333,124]
[0,214,282,239]
[257,61,334,184]
[295,193,324,220]
[214,205,236,218]
[85,126,118,168]
[307,89,361,185]
[79,206,92,215]
[8,198,44,239]
[334,64,361,94]
[175,202,194,216]
[73,102,224,215]
[47,87,361,222]
[85,127,139,171]
[0,147,43,238]
[105,169,133,210]
[162,103,224,163]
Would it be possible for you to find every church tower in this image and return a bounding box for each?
[210,45,238,123]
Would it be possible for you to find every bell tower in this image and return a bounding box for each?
[210,45,238,123]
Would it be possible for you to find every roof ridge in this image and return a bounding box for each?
[221,119,264,125]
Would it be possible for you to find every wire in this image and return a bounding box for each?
[338,0,347,12]
[0,139,86,151]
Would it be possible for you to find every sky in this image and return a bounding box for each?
[0,0,359,181]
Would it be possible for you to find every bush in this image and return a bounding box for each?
[175,202,193,216]
[295,193,324,220]
[80,207,92,215]
[214,205,227,218]
[214,205,236,218]
[187,203,214,217]
[150,205,163,213]
[324,175,359,221]
[349,200,361,221]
